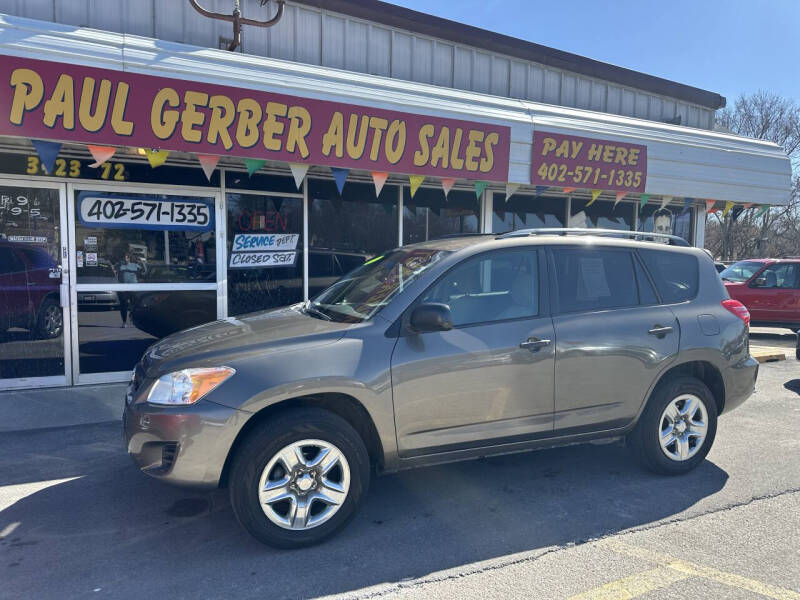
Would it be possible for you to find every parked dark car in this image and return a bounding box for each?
[0,240,62,338]
[721,258,800,331]
[124,230,757,548]
[76,263,120,310]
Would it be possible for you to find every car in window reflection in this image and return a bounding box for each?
[76,263,120,310]
[131,290,217,338]
[144,263,216,283]
[0,240,62,339]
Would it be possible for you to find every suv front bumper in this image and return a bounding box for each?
[123,395,247,489]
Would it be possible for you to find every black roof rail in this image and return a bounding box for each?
[495,228,691,247]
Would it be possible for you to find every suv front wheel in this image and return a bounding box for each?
[229,407,370,548]
[630,376,718,475]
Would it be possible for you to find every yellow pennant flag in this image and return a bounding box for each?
[722,200,735,216]
[586,189,602,207]
[144,149,169,168]
[409,175,425,198]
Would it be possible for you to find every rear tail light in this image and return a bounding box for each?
[722,299,750,326]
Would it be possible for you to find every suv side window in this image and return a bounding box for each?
[639,249,699,303]
[421,249,538,327]
[0,247,26,275]
[551,247,638,313]
[754,263,799,289]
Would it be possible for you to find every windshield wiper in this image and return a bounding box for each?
[302,300,333,321]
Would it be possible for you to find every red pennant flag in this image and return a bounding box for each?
[371,171,389,197]
[87,145,116,167]
[196,154,220,181]
[441,177,456,198]
[705,199,717,213]
[614,191,626,206]
[563,187,577,194]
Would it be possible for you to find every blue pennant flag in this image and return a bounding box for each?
[681,197,694,214]
[331,167,349,195]
[534,185,548,198]
[32,140,62,175]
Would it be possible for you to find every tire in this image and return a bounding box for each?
[629,376,718,475]
[229,407,370,548]
[35,297,63,339]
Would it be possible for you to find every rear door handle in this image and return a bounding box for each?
[648,325,673,338]
[520,338,551,351]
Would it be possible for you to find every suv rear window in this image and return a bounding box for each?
[552,247,638,313]
[639,249,699,303]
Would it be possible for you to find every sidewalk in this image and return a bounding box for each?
[0,382,126,433]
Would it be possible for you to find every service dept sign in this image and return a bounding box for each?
[229,233,299,269]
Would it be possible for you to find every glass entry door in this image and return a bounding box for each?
[67,184,223,384]
[0,180,70,389]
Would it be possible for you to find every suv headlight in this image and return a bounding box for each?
[146,367,235,406]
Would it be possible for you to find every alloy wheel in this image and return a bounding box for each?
[258,439,350,530]
[658,394,708,461]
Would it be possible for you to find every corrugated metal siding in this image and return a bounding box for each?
[0,0,716,129]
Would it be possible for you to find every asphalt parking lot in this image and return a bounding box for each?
[1,357,798,600]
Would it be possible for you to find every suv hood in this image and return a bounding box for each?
[140,304,352,377]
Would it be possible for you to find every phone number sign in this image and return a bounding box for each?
[77,192,214,231]
[531,132,647,193]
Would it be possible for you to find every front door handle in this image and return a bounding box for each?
[648,325,674,338]
[520,338,551,351]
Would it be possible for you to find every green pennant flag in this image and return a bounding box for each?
[639,194,651,210]
[474,180,489,199]
[245,158,266,176]
[756,204,769,217]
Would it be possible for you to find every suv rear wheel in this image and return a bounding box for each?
[630,376,718,475]
[229,407,370,548]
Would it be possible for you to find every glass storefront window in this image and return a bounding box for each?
[77,289,216,374]
[403,187,480,244]
[1,186,65,380]
[227,193,304,316]
[308,178,397,298]
[492,194,565,233]
[73,191,217,284]
[638,204,693,244]
[569,199,634,230]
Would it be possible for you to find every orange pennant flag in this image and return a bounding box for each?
[705,199,717,213]
[440,177,456,197]
[371,171,389,197]
[196,154,220,181]
[614,191,626,207]
[563,187,577,194]
[87,145,116,167]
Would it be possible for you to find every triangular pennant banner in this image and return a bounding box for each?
[441,177,456,198]
[660,195,673,209]
[534,185,548,197]
[331,167,349,195]
[614,191,626,207]
[371,171,389,197]
[31,140,62,174]
[722,201,735,216]
[87,145,116,168]
[144,149,169,169]
[409,175,425,198]
[196,154,220,182]
[681,197,693,214]
[756,205,769,217]
[705,199,717,213]
[639,194,651,210]
[562,187,577,194]
[245,158,266,176]
[586,189,602,207]
[505,183,521,201]
[474,180,489,199]
[289,163,309,190]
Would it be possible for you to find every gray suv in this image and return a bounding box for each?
[123,230,758,548]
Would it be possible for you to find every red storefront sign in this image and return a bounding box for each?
[531,132,647,193]
[0,56,511,181]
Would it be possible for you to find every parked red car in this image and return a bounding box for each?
[720,258,800,332]
[0,240,62,339]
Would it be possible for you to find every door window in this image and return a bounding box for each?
[422,249,539,326]
[639,250,699,303]
[552,247,638,313]
[752,263,799,289]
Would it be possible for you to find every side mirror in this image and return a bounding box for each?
[751,277,767,288]
[410,303,453,333]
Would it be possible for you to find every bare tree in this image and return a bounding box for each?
[705,91,800,260]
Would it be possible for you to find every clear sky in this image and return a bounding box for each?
[391,0,799,108]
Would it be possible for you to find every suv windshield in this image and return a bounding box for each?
[307,247,451,322]
[720,261,765,282]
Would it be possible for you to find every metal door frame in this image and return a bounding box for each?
[0,177,72,390]
[66,181,224,386]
